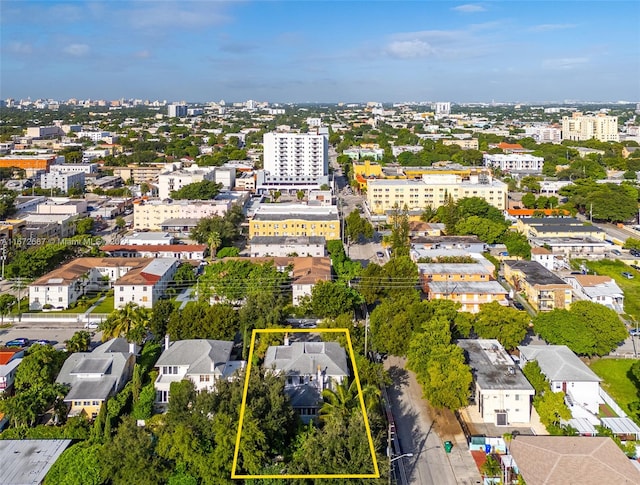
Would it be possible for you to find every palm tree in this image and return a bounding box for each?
[65,330,92,353]
[319,378,380,423]
[100,302,150,343]
[207,231,222,261]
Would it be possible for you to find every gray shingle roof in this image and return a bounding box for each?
[518,345,602,383]
[156,339,234,376]
[264,341,349,377]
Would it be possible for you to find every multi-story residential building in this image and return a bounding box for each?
[249,236,326,258]
[458,339,535,425]
[483,154,544,172]
[562,112,619,142]
[167,104,187,117]
[426,281,509,313]
[112,164,173,184]
[40,171,85,194]
[441,138,479,150]
[565,275,624,313]
[263,132,328,179]
[524,125,562,143]
[133,195,246,231]
[344,147,385,160]
[76,130,115,142]
[26,126,65,138]
[101,243,206,261]
[503,260,573,311]
[29,257,179,310]
[264,340,349,423]
[55,338,136,419]
[157,168,216,200]
[50,162,98,175]
[154,338,244,411]
[249,204,340,240]
[367,172,507,215]
[418,263,493,284]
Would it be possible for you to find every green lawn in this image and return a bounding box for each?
[91,295,114,314]
[589,358,639,415]
[579,259,640,320]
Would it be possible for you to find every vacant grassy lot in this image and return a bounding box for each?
[580,259,640,320]
[589,358,639,415]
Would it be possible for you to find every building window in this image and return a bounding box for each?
[143,286,147,292]
[515,394,520,401]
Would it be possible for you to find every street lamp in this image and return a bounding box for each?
[390,452,413,463]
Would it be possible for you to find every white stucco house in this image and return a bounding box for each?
[458,339,535,425]
[565,275,624,313]
[518,345,602,415]
[154,338,245,411]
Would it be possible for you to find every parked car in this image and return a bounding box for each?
[611,249,622,256]
[5,338,30,348]
[512,301,525,311]
[84,321,99,329]
[31,339,52,346]
[622,272,634,279]
[629,328,640,337]
[631,265,640,271]
[631,249,640,257]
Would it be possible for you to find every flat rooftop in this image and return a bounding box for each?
[505,260,568,286]
[0,439,72,485]
[458,339,534,391]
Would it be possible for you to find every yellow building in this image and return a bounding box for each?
[441,138,479,150]
[562,112,619,142]
[352,159,383,178]
[249,203,340,240]
[367,172,507,215]
[503,260,572,312]
[418,262,493,284]
[112,164,168,184]
[427,281,509,313]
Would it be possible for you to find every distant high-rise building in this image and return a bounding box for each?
[561,112,619,142]
[435,102,451,117]
[167,103,187,118]
[263,132,328,179]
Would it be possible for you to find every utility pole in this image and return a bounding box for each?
[0,239,6,280]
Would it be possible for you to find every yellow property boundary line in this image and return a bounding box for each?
[231,328,380,479]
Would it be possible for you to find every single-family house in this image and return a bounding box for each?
[565,275,624,313]
[55,338,136,419]
[264,339,349,423]
[458,339,535,425]
[154,337,244,411]
[0,348,24,394]
[508,435,640,485]
[518,345,602,415]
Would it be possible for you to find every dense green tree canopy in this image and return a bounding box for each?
[170,180,222,200]
[533,301,627,356]
[474,302,531,350]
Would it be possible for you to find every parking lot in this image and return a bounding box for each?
[0,323,101,351]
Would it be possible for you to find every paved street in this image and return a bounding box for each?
[384,356,481,485]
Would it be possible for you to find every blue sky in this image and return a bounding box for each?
[1,1,639,103]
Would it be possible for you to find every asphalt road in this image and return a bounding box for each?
[384,356,480,485]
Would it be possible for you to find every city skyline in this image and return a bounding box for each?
[1,1,639,103]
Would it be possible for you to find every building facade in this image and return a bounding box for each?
[503,260,573,311]
[249,204,340,240]
[40,171,85,194]
[157,168,216,200]
[562,113,619,142]
[367,173,507,215]
[263,132,328,179]
[483,154,544,172]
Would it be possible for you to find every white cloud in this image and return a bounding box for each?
[452,4,486,13]
[529,23,576,32]
[8,41,33,55]
[542,57,588,70]
[386,40,436,59]
[63,43,90,57]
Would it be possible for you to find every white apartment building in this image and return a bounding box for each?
[263,132,328,179]
[115,258,179,309]
[167,104,187,117]
[562,112,619,142]
[40,171,85,194]
[483,154,545,172]
[367,172,508,215]
[133,195,246,230]
[26,126,64,138]
[76,130,113,142]
[157,168,216,199]
[459,339,535,425]
[50,163,98,174]
[434,102,451,117]
[524,125,562,143]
